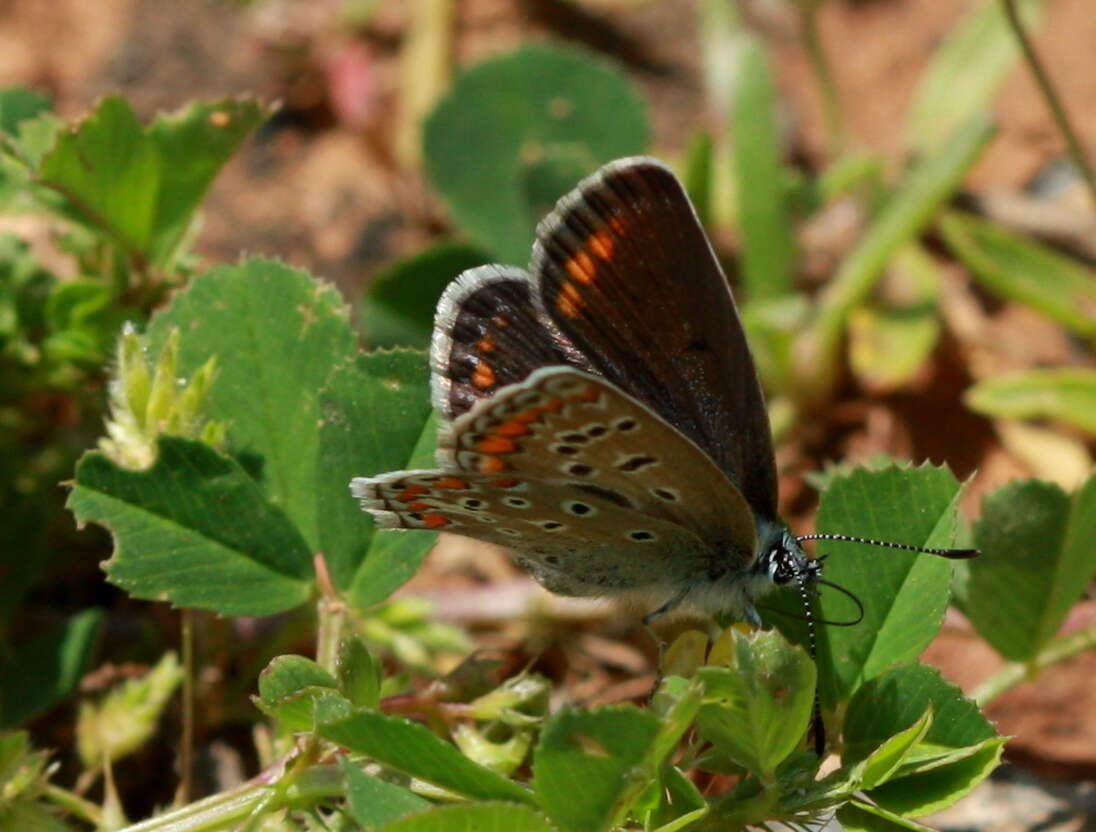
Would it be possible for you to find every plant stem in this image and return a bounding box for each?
[176,608,195,806]
[314,553,346,675]
[798,1,844,157]
[1001,0,1096,216]
[118,764,344,832]
[972,622,1096,707]
[43,784,104,827]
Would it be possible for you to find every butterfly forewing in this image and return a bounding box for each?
[430,265,588,419]
[532,157,779,518]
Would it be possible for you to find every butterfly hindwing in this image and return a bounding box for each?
[438,366,758,562]
[351,468,710,597]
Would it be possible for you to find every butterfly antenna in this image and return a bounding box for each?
[796,533,978,560]
[794,567,826,757]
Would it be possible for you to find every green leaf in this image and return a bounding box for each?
[423,44,649,264]
[838,799,937,831]
[681,130,714,229]
[857,708,933,790]
[846,243,943,393]
[965,368,1096,434]
[0,87,52,135]
[0,733,72,832]
[848,305,939,391]
[147,259,359,553]
[379,802,556,832]
[646,766,708,832]
[257,687,352,734]
[0,234,52,338]
[316,349,436,601]
[815,152,885,204]
[42,279,115,364]
[35,96,267,268]
[341,758,433,830]
[0,732,49,800]
[939,210,1096,336]
[319,710,535,805]
[532,706,663,832]
[0,609,102,729]
[694,629,815,777]
[967,474,1096,661]
[360,243,488,348]
[36,97,155,259]
[68,437,313,616]
[731,36,794,299]
[779,465,962,706]
[844,664,1001,816]
[906,0,1046,154]
[805,114,994,400]
[255,655,350,731]
[338,638,382,709]
[143,98,272,266]
[258,655,338,705]
[866,738,1004,817]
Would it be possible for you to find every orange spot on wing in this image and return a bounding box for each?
[396,484,429,502]
[476,335,497,353]
[492,478,520,488]
[436,477,469,490]
[587,229,615,260]
[408,501,430,511]
[479,456,509,473]
[609,216,628,235]
[556,282,585,319]
[494,420,530,437]
[540,397,564,413]
[565,250,597,284]
[472,362,497,389]
[513,409,541,424]
[570,386,600,403]
[477,436,517,454]
[422,513,451,529]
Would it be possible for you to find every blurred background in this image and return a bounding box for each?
[1,0,1094,829]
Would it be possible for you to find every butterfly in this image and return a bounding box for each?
[351,157,974,629]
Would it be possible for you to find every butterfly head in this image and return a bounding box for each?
[758,525,821,589]
[692,518,822,626]
[754,519,819,592]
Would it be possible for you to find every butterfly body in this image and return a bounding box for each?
[353,157,814,625]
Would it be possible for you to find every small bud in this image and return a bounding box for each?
[76,652,183,769]
[99,326,227,468]
[145,329,179,433]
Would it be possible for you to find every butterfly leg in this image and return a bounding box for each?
[642,585,691,626]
